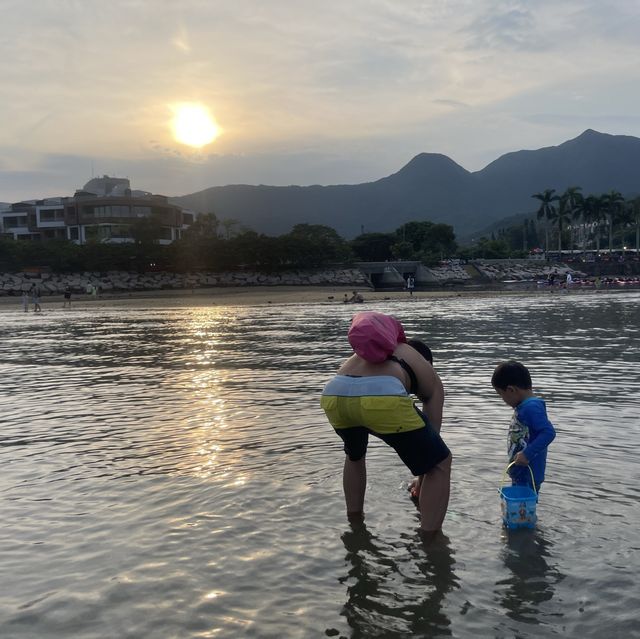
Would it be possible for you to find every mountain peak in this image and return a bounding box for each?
[561,128,640,150]
[173,129,640,238]
[393,152,469,179]
[578,128,604,138]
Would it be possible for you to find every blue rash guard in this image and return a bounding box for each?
[507,396,556,488]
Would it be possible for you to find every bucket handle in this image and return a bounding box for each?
[500,461,537,496]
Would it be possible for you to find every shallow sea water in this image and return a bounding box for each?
[0,290,639,638]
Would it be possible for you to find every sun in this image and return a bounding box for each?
[171,103,220,148]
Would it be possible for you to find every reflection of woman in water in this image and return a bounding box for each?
[339,521,459,637]
[496,529,564,625]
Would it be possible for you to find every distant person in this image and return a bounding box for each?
[491,361,556,493]
[63,285,72,308]
[565,272,573,291]
[321,312,451,534]
[21,289,29,312]
[343,293,349,304]
[349,290,364,303]
[406,275,415,297]
[29,283,42,313]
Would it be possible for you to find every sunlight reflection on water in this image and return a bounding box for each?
[0,290,638,638]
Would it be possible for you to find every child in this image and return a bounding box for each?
[491,361,556,491]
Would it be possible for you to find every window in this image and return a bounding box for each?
[3,216,28,228]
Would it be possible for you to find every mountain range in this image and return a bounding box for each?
[171,130,640,240]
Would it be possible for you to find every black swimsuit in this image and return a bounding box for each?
[387,355,418,395]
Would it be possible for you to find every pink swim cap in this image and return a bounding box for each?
[348,311,407,363]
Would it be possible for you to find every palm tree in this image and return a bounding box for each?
[631,196,640,255]
[582,194,606,251]
[601,190,625,252]
[532,189,559,254]
[548,195,573,253]
[560,186,583,253]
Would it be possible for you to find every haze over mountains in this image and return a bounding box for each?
[172,130,640,239]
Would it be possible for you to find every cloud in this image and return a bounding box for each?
[1,1,639,201]
[463,2,539,51]
[432,99,470,109]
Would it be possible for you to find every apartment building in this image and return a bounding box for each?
[0,177,196,245]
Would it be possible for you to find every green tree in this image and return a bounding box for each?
[630,196,640,254]
[476,237,510,259]
[220,218,240,240]
[547,195,573,252]
[582,194,606,251]
[532,189,559,253]
[181,212,219,241]
[393,221,457,264]
[562,186,583,253]
[130,215,163,246]
[390,240,414,260]
[350,232,395,261]
[281,224,352,268]
[601,190,625,251]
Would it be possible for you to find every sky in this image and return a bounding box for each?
[1,0,640,203]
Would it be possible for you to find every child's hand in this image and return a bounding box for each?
[514,451,529,465]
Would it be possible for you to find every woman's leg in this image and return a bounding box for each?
[343,456,367,516]
[336,427,369,518]
[419,453,452,532]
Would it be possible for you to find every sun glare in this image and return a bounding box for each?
[171,103,220,148]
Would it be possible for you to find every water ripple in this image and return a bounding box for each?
[0,291,638,637]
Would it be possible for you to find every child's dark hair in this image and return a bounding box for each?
[408,339,433,364]
[491,360,532,390]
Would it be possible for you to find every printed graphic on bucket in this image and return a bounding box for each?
[500,485,537,529]
[499,463,538,529]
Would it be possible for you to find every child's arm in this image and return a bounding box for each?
[517,401,556,463]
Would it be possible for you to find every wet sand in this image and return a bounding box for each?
[0,286,466,310]
[1,283,627,310]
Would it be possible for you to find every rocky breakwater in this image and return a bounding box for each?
[415,262,472,285]
[474,260,585,283]
[0,268,371,296]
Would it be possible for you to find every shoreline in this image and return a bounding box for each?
[2,284,637,310]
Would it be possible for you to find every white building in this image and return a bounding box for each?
[1,177,197,245]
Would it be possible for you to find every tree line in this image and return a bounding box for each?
[532,187,640,253]
[0,216,458,273]
[2,191,637,273]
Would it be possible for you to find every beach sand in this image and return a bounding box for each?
[2,283,623,311]
[0,286,487,310]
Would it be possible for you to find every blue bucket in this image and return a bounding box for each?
[499,463,537,529]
